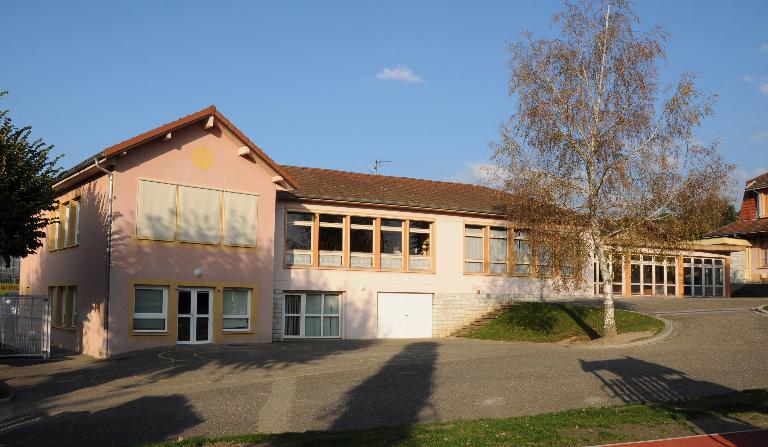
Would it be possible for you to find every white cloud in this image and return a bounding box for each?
[741,74,755,83]
[376,66,423,83]
[751,131,768,143]
[452,162,504,186]
[761,43,768,52]
[760,83,768,95]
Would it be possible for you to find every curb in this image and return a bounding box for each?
[0,382,13,405]
[565,313,677,350]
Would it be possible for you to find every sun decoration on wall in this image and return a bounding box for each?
[191,145,214,170]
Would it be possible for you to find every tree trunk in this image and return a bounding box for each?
[595,240,618,338]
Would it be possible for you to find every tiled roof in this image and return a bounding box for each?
[746,172,768,190]
[279,165,510,216]
[705,218,768,238]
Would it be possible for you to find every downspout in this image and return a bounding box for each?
[93,158,113,359]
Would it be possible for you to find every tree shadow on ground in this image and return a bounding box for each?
[0,394,201,447]
[558,304,600,340]
[580,356,762,434]
[325,342,439,444]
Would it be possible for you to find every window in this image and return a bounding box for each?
[133,285,168,332]
[760,192,768,218]
[48,287,57,326]
[464,225,484,273]
[593,254,624,295]
[536,245,552,276]
[283,292,341,338]
[223,192,258,246]
[137,180,257,246]
[761,238,768,267]
[223,288,251,330]
[350,216,374,269]
[380,219,403,270]
[319,214,344,267]
[48,285,77,327]
[68,287,77,327]
[49,199,80,251]
[683,257,724,297]
[514,231,531,275]
[487,227,507,274]
[286,212,313,266]
[629,256,677,296]
[409,221,432,271]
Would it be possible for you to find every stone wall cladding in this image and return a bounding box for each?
[431,292,593,337]
[272,290,284,341]
[730,250,746,284]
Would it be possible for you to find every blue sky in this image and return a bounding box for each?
[1,1,766,202]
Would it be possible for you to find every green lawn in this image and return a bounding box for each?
[145,389,768,447]
[464,302,664,343]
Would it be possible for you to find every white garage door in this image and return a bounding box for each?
[377,293,433,338]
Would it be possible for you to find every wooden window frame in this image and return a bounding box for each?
[284,209,435,274]
[284,210,315,268]
[407,220,433,272]
[317,214,345,269]
[463,224,486,274]
[349,216,375,270]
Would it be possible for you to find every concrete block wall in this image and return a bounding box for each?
[431,292,590,337]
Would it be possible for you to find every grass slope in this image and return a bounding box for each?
[145,389,768,447]
[465,302,664,342]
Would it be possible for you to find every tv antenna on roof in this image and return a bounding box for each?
[370,159,391,175]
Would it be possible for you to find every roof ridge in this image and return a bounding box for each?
[281,164,500,192]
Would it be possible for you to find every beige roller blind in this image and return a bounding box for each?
[178,185,222,244]
[137,180,177,241]
[223,191,258,246]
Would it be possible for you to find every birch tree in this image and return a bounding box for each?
[491,0,733,336]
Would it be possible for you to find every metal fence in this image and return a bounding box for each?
[0,295,51,358]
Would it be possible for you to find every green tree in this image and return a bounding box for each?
[0,92,61,267]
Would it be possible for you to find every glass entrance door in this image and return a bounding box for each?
[177,288,212,344]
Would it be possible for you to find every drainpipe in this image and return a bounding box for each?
[93,158,113,359]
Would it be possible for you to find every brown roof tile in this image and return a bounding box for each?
[746,172,768,190]
[279,165,510,216]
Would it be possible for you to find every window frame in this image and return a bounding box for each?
[222,288,252,332]
[408,220,432,271]
[282,292,342,339]
[463,224,486,274]
[349,216,375,270]
[284,211,315,267]
[132,285,169,333]
[318,214,345,268]
[379,219,405,271]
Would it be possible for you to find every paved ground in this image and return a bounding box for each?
[0,297,767,446]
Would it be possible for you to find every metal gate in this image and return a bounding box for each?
[0,295,51,358]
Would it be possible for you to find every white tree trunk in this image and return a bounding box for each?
[594,238,618,337]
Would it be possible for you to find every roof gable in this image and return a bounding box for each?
[57,106,296,188]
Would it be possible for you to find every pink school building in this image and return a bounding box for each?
[20,107,736,358]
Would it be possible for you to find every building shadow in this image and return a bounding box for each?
[580,356,761,434]
[0,394,201,447]
[327,341,438,442]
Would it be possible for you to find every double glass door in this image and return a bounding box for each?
[178,288,212,344]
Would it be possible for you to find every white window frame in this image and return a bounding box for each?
[282,292,341,339]
[133,285,168,333]
[285,211,314,266]
[349,216,374,269]
[222,288,251,332]
[318,214,344,267]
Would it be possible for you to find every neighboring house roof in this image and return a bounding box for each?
[746,172,768,190]
[56,106,296,188]
[704,218,768,238]
[279,165,510,216]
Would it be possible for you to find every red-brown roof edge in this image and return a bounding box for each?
[92,105,296,187]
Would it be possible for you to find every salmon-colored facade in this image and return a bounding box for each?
[20,107,732,358]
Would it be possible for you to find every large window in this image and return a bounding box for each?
[380,219,404,270]
[760,238,768,268]
[408,221,432,271]
[489,227,508,274]
[464,225,484,273]
[630,256,677,296]
[513,231,532,275]
[593,255,624,295]
[286,212,313,266]
[319,214,344,267]
[48,285,78,327]
[350,216,374,269]
[133,285,168,332]
[136,180,258,246]
[49,199,80,251]
[283,292,341,338]
[285,212,433,272]
[683,257,724,297]
[223,288,251,330]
